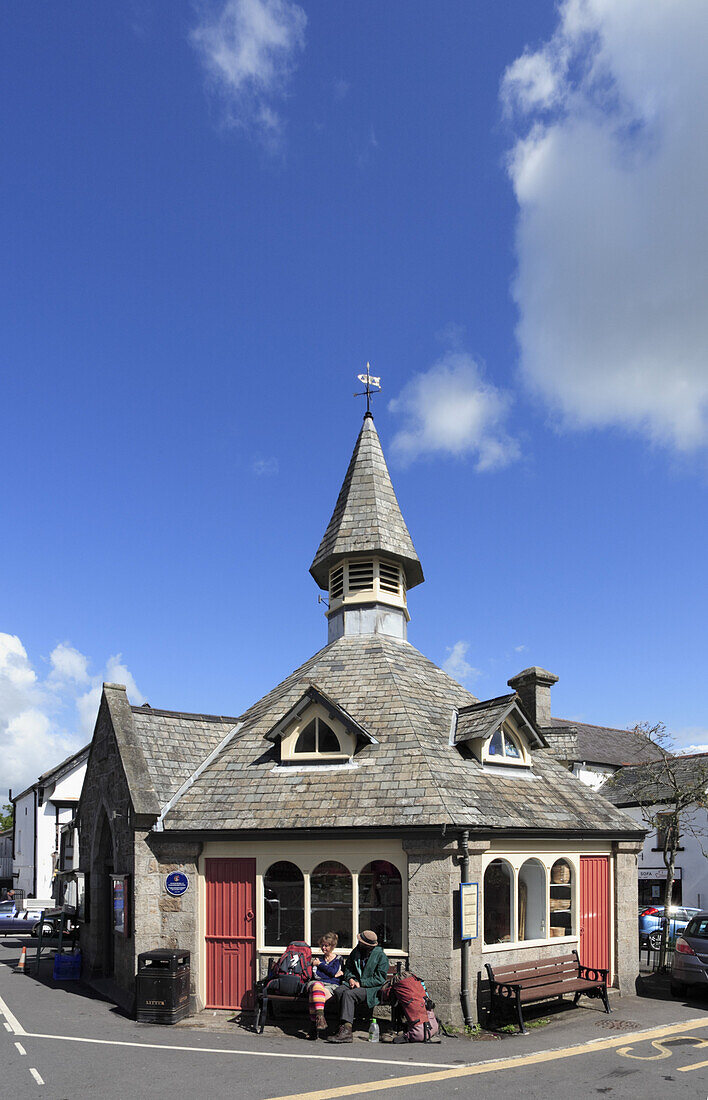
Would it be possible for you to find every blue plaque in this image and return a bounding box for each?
[165,872,189,897]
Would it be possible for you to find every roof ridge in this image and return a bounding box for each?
[131,705,240,723]
[377,638,457,826]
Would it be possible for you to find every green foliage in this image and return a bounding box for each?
[0,803,13,831]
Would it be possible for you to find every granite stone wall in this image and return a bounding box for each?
[77,697,136,1008]
[133,834,203,1009]
[404,835,462,1024]
[613,840,642,994]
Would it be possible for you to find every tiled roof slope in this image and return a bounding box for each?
[309,415,424,590]
[603,753,708,807]
[543,718,666,767]
[455,696,517,743]
[152,636,642,835]
[131,707,238,808]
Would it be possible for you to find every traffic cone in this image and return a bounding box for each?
[15,946,27,973]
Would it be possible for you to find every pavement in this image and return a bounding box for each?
[2,935,708,1098]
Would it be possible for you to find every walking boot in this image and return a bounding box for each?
[327,1023,353,1043]
[315,1012,327,1035]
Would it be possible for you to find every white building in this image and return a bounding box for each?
[12,745,89,900]
[603,753,708,910]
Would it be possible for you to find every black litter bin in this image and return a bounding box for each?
[136,950,191,1024]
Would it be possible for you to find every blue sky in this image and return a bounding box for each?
[2,0,707,792]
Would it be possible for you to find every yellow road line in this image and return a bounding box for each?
[678,1057,708,1073]
[266,1017,708,1100]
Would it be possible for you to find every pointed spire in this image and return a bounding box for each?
[310,415,424,590]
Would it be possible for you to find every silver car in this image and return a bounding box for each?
[670,910,708,996]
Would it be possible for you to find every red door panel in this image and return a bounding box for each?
[205,858,256,1009]
[579,855,610,974]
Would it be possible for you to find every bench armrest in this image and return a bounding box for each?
[490,980,520,1000]
[578,965,608,983]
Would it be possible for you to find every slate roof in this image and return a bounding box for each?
[130,706,239,808]
[309,414,424,590]
[123,634,643,836]
[455,694,546,749]
[602,753,708,807]
[542,718,667,767]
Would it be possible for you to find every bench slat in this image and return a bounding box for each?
[489,954,577,979]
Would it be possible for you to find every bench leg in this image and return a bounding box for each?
[257,995,268,1034]
[601,986,611,1014]
[573,992,581,1006]
[515,992,527,1035]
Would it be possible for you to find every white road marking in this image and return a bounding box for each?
[29,1067,44,1085]
[4,1021,11,1031]
[15,1041,27,1055]
[22,1032,458,1069]
[0,992,26,1035]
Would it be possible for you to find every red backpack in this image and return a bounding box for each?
[381,972,440,1042]
[267,941,313,995]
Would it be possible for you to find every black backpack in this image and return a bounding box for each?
[266,941,313,996]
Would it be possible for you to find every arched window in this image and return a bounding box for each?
[295,718,342,755]
[310,861,352,947]
[518,859,546,941]
[486,726,525,762]
[359,861,402,949]
[483,859,513,945]
[549,859,573,938]
[264,861,304,946]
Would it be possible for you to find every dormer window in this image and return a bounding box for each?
[295,717,341,755]
[483,723,529,766]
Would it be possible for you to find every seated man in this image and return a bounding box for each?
[327,930,389,1043]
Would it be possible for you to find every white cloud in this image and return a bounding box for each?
[679,745,708,756]
[190,0,306,146]
[251,455,279,476]
[0,632,144,795]
[503,0,708,453]
[442,641,481,685]
[388,351,519,470]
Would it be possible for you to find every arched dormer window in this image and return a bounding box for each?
[279,702,355,764]
[295,717,341,755]
[482,723,529,767]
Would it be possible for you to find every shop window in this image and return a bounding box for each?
[483,859,513,945]
[358,861,402,949]
[549,859,573,939]
[264,861,304,947]
[518,859,546,941]
[311,861,352,947]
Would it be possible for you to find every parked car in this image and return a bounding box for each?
[671,911,708,996]
[639,905,702,949]
[0,907,45,936]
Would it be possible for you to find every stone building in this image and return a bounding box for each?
[78,412,645,1019]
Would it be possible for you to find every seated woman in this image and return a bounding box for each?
[308,932,343,1038]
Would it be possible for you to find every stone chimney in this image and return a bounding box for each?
[507,667,558,727]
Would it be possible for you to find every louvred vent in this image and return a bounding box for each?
[348,560,374,592]
[379,560,401,594]
[329,565,344,600]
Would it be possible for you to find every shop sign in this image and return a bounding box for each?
[460,882,478,940]
[638,867,682,880]
[165,872,189,897]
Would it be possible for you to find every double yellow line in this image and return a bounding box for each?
[266,1016,708,1100]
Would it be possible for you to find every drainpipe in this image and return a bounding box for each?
[459,830,473,1027]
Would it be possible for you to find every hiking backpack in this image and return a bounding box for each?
[381,972,440,1043]
[266,941,313,996]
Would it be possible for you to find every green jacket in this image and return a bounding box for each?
[342,945,390,1009]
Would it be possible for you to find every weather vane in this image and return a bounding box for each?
[354,362,382,414]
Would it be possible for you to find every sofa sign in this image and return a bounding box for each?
[165,872,189,897]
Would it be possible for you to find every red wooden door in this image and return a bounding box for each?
[579,856,610,973]
[205,858,256,1009]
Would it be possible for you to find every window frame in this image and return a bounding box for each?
[481,851,580,952]
[279,703,354,764]
[481,722,530,768]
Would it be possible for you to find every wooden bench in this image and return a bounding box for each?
[485,951,610,1034]
[256,960,402,1035]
